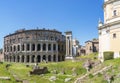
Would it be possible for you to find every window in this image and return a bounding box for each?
[32,44,35,51]
[22,44,24,51]
[53,44,56,51]
[113,10,117,16]
[48,44,51,51]
[43,44,46,51]
[17,45,20,51]
[113,33,116,38]
[37,44,41,51]
[27,44,30,51]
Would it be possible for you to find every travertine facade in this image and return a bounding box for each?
[98,0,120,61]
[4,29,65,63]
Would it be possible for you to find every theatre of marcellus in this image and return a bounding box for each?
[4,29,66,63]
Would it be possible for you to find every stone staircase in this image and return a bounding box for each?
[74,64,112,83]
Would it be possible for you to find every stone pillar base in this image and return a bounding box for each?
[65,56,74,60]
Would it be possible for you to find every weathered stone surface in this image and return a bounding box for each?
[49,76,56,81]
[30,67,48,75]
[23,80,29,83]
[0,77,10,80]
[64,78,72,82]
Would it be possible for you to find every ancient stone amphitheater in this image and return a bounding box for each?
[4,29,65,63]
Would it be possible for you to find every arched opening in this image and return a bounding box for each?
[62,55,65,61]
[27,44,30,51]
[6,55,8,61]
[53,55,56,62]
[53,44,56,51]
[17,45,20,51]
[58,45,60,51]
[37,55,41,62]
[32,44,35,51]
[48,55,51,62]
[58,55,61,61]
[37,44,41,51]
[43,55,46,61]
[31,55,35,63]
[10,46,12,52]
[21,55,24,63]
[13,56,15,62]
[4,55,6,61]
[26,55,30,63]
[22,44,24,51]
[17,56,20,62]
[61,45,64,51]
[43,44,46,51]
[10,56,12,62]
[14,46,16,52]
[48,44,51,51]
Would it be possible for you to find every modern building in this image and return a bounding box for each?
[98,0,120,61]
[85,39,99,55]
[4,29,66,63]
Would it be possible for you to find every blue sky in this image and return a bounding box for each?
[0,0,104,48]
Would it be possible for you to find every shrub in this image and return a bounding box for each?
[88,73,94,78]
[103,51,114,61]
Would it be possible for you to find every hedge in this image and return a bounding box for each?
[103,51,114,61]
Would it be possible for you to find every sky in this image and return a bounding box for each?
[0,0,104,48]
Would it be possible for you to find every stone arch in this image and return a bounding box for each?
[62,55,65,61]
[48,44,51,51]
[6,55,8,61]
[10,46,12,52]
[53,44,56,51]
[13,46,16,52]
[17,45,20,51]
[48,55,51,61]
[21,55,24,63]
[27,44,30,51]
[43,55,46,61]
[58,44,60,51]
[10,56,12,62]
[22,44,25,51]
[53,55,56,62]
[17,56,20,62]
[37,44,41,51]
[31,55,35,63]
[58,55,61,61]
[32,44,35,51]
[26,55,30,63]
[13,56,15,62]
[37,55,41,62]
[43,44,46,51]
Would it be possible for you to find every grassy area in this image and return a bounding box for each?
[1,53,120,83]
[0,60,86,83]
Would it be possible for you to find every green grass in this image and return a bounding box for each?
[2,52,120,83]
[0,60,86,83]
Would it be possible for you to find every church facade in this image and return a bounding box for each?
[98,0,120,61]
